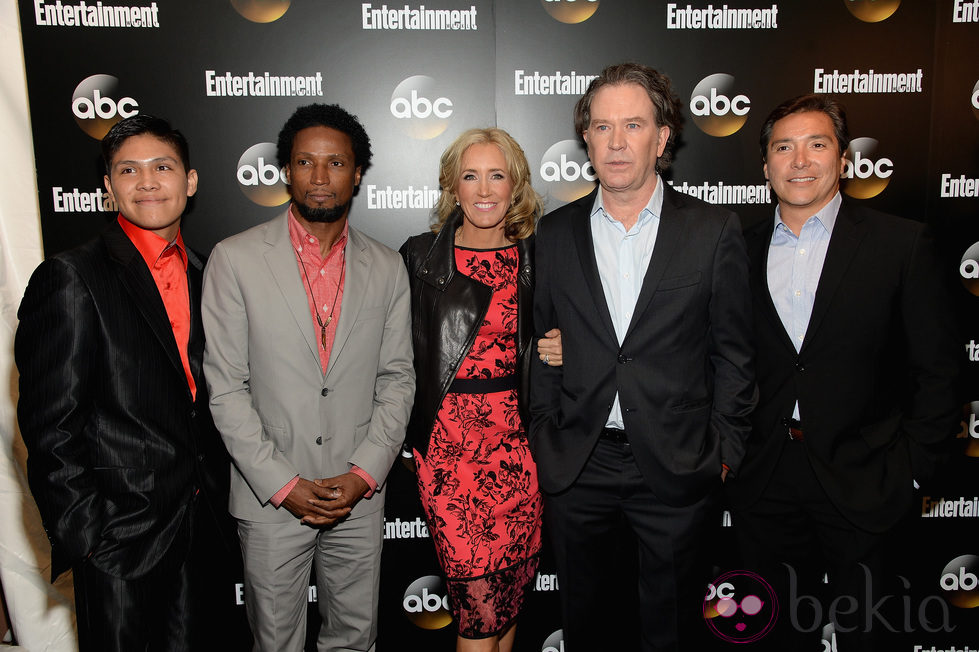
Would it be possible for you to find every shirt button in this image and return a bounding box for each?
[794,290,801,297]
[799,249,806,255]
[320,269,326,276]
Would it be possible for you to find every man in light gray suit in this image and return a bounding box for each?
[202,104,414,652]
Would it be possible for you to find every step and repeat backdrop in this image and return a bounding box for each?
[17,1,979,650]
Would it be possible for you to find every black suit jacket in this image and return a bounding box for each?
[16,221,226,580]
[529,185,756,505]
[726,201,960,533]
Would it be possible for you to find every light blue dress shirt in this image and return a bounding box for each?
[767,191,842,420]
[590,178,665,429]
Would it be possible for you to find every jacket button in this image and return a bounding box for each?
[190,409,197,418]
[617,354,628,363]
[321,388,329,396]
[315,436,323,445]
[796,363,805,372]
[437,276,445,285]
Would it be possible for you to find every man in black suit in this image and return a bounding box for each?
[725,94,960,651]
[16,115,228,651]
[529,62,756,651]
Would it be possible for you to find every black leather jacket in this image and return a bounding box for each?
[399,210,534,459]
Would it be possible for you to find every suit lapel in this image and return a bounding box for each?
[186,250,205,395]
[624,185,681,339]
[747,219,798,355]
[325,226,370,380]
[103,224,186,384]
[570,192,617,341]
[263,213,321,367]
[802,204,867,351]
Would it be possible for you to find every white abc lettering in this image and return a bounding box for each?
[940,567,978,591]
[422,587,448,611]
[540,155,596,182]
[237,158,286,186]
[972,88,979,110]
[959,259,979,279]
[717,582,735,599]
[403,594,423,613]
[690,89,750,117]
[543,644,565,652]
[842,153,894,179]
[969,413,979,438]
[390,91,453,119]
[71,89,139,120]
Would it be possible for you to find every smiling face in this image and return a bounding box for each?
[286,125,361,225]
[103,133,198,241]
[454,142,513,246]
[582,82,670,201]
[763,110,846,229]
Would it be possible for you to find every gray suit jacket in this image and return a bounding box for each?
[202,211,414,523]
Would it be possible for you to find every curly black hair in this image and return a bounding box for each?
[276,103,372,174]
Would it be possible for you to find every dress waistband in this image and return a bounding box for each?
[447,374,519,394]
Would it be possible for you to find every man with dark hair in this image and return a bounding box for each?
[202,103,414,651]
[16,114,228,651]
[529,62,756,650]
[726,94,960,650]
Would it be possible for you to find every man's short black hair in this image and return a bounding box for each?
[759,94,850,163]
[101,114,190,172]
[276,103,372,173]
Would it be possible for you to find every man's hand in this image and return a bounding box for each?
[301,472,370,527]
[280,477,347,526]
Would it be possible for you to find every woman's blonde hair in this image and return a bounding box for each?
[433,128,542,241]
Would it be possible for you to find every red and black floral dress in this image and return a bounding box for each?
[414,244,543,639]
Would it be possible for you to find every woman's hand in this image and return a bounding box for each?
[537,328,563,367]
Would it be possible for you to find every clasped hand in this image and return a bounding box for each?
[281,473,369,527]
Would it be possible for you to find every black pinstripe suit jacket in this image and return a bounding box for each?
[16,221,226,580]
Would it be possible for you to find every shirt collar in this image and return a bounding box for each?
[288,206,348,260]
[772,192,842,242]
[117,214,187,271]
[589,176,665,230]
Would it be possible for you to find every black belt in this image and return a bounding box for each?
[782,417,804,441]
[448,374,518,394]
[599,427,629,444]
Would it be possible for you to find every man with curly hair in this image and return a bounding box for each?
[202,103,414,651]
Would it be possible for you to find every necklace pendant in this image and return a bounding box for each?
[321,325,327,350]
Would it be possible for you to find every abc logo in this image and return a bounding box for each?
[237,142,290,207]
[971,80,979,121]
[541,629,565,652]
[390,75,453,140]
[957,401,979,458]
[539,140,596,203]
[71,74,139,140]
[402,575,452,630]
[841,137,893,199]
[690,73,751,137]
[703,570,778,645]
[844,0,901,22]
[958,241,979,296]
[230,0,290,23]
[540,0,599,24]
[939,555,979,608]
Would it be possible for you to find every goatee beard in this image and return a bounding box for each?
[295,201,349,223]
